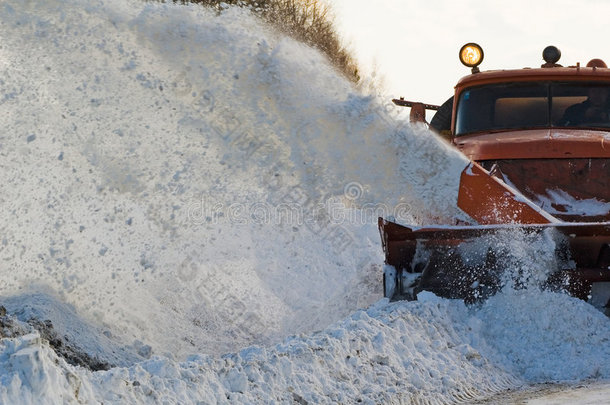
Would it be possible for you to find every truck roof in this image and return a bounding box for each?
[456,66,610,89]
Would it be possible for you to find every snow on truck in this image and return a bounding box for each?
[380,44,610,313]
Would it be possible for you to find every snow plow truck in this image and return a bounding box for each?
[380,44,610,313]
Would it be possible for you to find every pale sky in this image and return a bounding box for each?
[328,0,610,105]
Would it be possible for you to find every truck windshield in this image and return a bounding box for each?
[455,82,610,136]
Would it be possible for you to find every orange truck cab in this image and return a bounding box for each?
[385,45,610,310]
[402,44,610,224]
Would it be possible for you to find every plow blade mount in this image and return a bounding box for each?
[379,218,610,303]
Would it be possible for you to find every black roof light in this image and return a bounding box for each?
[542,46,562,67]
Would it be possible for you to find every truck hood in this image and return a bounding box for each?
[454,129,610,160]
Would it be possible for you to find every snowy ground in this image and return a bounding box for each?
[472,381,610,405]
[0,0,608,403]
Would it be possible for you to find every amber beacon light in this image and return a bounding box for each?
[459,43,484,72]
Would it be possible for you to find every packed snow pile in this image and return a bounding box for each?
[0,0,608,404]
[1,293,607,404]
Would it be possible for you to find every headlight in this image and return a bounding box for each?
[459,43,484,70]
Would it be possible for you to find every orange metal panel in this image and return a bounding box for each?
[481,158,610,222]
[457,162,555,224]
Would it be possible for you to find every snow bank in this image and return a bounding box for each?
[0,0,469,358]
[1,301,521,404]
[472,289,610,382]
[0,333,89,405]
[0,0,383,357]
[2,294,607,404]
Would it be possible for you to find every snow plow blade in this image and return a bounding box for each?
[379,219,610,303]
[379,161,610,305]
